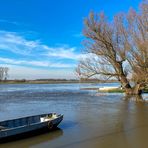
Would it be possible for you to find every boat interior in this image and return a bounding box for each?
[0,113,58,130]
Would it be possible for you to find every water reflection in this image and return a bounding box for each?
[0,128,63,148]
[123,95,148,102]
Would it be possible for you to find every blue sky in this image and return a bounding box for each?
[0,0,142,79]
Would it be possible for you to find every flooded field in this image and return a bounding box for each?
[0,83,148,148]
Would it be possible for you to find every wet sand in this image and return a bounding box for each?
[0,84,148,148]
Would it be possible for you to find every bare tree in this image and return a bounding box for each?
[0,67,9,81]
[77,1,148,95]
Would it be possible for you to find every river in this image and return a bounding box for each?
[0,83,148,148]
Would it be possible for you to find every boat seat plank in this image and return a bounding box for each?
[0,126,7,130]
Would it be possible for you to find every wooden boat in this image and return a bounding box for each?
[0,113,63,140]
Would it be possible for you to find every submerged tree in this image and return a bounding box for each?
[77,1,148,95]
[0,67,9,81]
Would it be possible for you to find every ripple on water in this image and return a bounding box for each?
[0,83,148,148]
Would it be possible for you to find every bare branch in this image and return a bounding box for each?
[76,1,148,95]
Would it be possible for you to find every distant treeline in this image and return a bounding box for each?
[0,78,118,84]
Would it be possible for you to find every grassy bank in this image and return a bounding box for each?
[144,88,148,93]
[98,88,148,93]
[98,88,124,93]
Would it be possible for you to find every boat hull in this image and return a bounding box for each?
[0,113,63,141]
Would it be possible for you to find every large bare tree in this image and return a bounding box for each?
[77,1,148,95]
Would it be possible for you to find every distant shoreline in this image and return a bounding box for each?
[0,79,118,84]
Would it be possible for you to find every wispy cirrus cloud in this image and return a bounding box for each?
[0,30,83,59]
[0,30,84,68]
[0,30,41,55]
[45,47,81,60]
[0,19,19,25]
[0,57,75,68]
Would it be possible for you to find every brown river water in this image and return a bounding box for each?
[0,83,148,148]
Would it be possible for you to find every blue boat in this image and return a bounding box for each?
[0,113,63,140]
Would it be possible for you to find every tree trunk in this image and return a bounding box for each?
[115,62,142,96]
[124,84,142,95]
[115,61,132,92]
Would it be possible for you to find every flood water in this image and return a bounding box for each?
[0,83,148,148]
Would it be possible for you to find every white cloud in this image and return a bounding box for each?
[0,30,83,60]
[45,47,81,60]
[0,64,76,79]
[0,30,84,79]
[0,57,75,68]
[0,30,41,55]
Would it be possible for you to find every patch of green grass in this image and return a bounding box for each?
[99,88,148,93]
[98,88,124,93]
